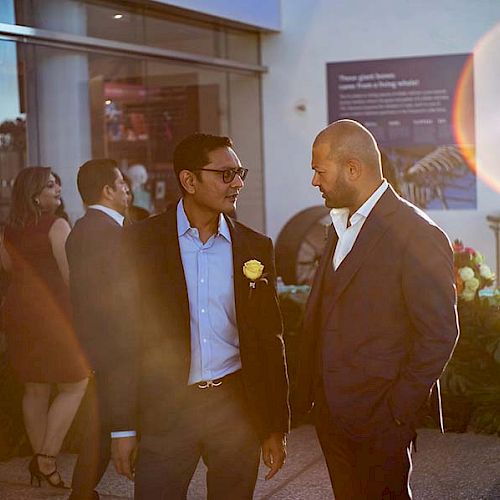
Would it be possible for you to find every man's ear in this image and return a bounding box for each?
[179,170,196,194]
[102,184,114,201]
[346,159,362,181]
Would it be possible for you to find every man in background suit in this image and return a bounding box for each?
[296,120,459,499]
[110,133,289,499]
[66,159,129,500]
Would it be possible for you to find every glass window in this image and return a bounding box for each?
[143,7,224,59]
[4,0,264,229]
[228,73,264,230]
[89,53,231,213]
[12,0,261,65]
[0,0,15,23]
[85,1,145,45]
[0,40,26,225]
[226,28,260,65]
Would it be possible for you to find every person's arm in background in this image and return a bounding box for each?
[49,218,72,286]
[108,225,141,480]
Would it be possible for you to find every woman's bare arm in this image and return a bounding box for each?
[48,218,72,286]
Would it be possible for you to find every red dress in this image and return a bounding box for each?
[3,214,89,383]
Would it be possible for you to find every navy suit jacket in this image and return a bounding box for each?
[109,205,290,441]
[66,208,123,374]
[296,186,459,438]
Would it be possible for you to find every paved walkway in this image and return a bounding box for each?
[0,426,499,499]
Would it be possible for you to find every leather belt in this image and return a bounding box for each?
[192,370,241,390]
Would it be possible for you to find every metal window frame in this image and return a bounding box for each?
[0,22,267,74]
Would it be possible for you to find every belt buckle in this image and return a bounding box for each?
[197,379,223,389]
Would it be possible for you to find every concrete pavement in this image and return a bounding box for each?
[0,426,499,499]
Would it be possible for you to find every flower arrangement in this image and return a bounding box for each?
[453,239,495,302]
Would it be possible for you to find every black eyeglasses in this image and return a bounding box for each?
[192,167,248,184]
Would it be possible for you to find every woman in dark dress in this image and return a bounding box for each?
[0,167,89,488]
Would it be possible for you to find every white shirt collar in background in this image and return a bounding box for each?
[88,204,125,227]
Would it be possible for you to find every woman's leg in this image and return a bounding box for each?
[37,377,89,476]
[23,383,51,453]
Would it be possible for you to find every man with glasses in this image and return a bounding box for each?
[109,133,290,499]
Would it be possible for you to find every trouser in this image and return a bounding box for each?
[135,371,261,500]
[69,374,111,500]
[314,386,414,500]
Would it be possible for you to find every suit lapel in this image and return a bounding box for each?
[325,187,400,314]
[226,216,250,328]
[155,208,190,328]
[303,225,337,330]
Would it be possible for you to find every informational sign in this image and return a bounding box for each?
[327,54,476,210]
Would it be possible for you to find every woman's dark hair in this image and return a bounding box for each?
[53,173,71,225]
[77,158,119,205]
[173,133,233,192]
[8,166,52,228]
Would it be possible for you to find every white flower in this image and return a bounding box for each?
[458,266,475,282]
[461,289,476,301]
[464,277,480,291]
[473,252,484,265]
[479,264,494,280]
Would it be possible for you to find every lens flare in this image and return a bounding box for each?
[453,24,500,194]
[452,56,475,172]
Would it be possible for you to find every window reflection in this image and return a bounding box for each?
[2,1,264,229]
[0,0,15,23]
[89,52,230,213]
[11,0,260,65]
[0,40,26,224]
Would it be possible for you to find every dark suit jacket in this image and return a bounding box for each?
[296,186,459,438]
[109,205,290,441]
[66,208,123,373]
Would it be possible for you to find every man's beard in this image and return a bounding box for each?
[325,180,355,209]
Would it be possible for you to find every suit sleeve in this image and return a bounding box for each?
[257,237,290,436]
[390,224,459,423]
[107,227,140,432]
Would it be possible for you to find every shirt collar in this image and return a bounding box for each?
[88,204,125,227]
[176,199,231,242]
[356,179,389,219]
[329,179,388,229]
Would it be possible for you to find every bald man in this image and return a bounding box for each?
[295,120,459,499]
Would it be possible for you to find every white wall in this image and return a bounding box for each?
[261,0,500,269]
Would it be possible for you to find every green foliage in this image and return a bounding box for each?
[278,285,310,424]
[279,287,500,436]
[441,298,500,435]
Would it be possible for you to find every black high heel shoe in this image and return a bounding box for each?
[28,453,67,488]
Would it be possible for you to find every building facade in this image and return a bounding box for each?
[1,0,499,279]
[0,0,279,231]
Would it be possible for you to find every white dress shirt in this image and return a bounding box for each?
[87,204,125,227]
[330,180,388,270]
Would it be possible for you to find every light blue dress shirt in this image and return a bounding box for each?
[177,200,242,385]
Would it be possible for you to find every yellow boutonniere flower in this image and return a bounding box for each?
[243,259,264,284]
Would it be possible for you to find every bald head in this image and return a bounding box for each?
[314,119,382,177]
[311,120,384,213]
